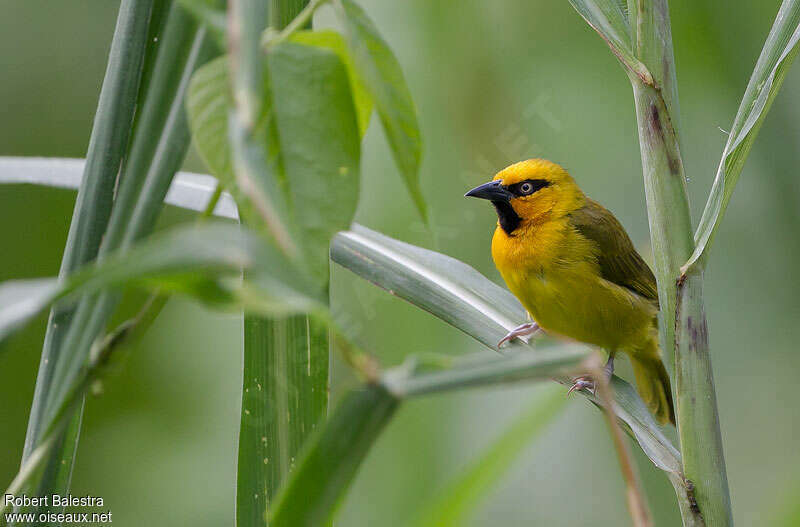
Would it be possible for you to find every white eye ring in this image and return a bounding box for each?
[520,182,533,194]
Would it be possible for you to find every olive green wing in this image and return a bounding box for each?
[569,199,659,305]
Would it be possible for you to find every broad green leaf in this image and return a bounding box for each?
[409,385,567,527]
[189,42,362,283]
[269,384,399,527]
[187,57,234,186]
[289,30,374,137]
[0,223,326,345]
[330,225,681,473]
[566,0,653,84]
[337,0,427,222]
[684,0,800,273]
[267,42,361,282]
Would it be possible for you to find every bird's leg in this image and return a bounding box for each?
[498,321,541,348]
[567,354,615,396]
[602,355,615,380]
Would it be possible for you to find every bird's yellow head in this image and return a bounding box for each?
[465,159,585,235]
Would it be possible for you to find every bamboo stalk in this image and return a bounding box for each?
[19,0,156,515]
[629,1,732,525]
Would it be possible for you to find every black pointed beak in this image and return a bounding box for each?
[465,180,510,201]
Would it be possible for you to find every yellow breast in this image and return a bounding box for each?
[491,221,656,351]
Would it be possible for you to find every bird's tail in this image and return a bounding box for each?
[630,342,675,425]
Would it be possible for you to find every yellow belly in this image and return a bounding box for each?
[492,224,657,352]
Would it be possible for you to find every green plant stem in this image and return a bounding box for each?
[44,19,214,426]
[262,0,327,47]
[675,270,730,524]
[20,7,215,518]
[629,1,731,525]
[20,0,156,516]
[629,82,693,373]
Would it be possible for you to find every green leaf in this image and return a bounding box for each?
[337,0,427,222]
[0,157,239,219]
[408,385,567,527]
[289,30,374,137]
[237,314,329,525]
[382,347,588,398]
[17,0,159,515]
[684,0,800,273]
[0,223,326,345]
[565,0,653,85]
[190,43,362,283]
[269,384,399,527]
[267,41,362,282]
[187,57,234,186]
[330,225,681,473]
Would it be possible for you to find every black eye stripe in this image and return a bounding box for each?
[507,179,550,196]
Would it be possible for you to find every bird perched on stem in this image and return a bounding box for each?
[466,159,674,425]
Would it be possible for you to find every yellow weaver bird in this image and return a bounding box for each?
[466,159,675,425]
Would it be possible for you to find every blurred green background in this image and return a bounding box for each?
[2,1,800,525]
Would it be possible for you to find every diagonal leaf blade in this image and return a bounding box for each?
[337,0,427,222]
[330,225,681,472]
[0,157,239,219]
[0,223,326,346]
[566,0,653,84]
[684,0,800,272]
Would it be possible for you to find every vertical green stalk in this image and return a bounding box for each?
[42,7,214,421]
[238,316,329,522]
[20,0,156,512]
[630,1,731,525]
[20,5,216,522]
[675,271,730,525]
[229,0,329,525]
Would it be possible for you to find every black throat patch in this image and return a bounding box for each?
[492,200,521,235]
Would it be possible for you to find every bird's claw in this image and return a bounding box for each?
[498,322,541,348]
[567,376,595,396]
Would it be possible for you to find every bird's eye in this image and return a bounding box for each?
[519,182,533,194]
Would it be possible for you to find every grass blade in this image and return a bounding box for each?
[684,0,800,272]
[0,223,326,345]
[382,347,588,398]
[269,384,399,527]
[18,0,156,515]
[408,385,567,527]
[337,0,427,222]
[20,10,218,512]
[0,157,238,219]
[238,315,329,524]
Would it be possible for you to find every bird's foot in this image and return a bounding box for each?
[498,322,541,348]
[567,376,595,396]
[567,356,614,396]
